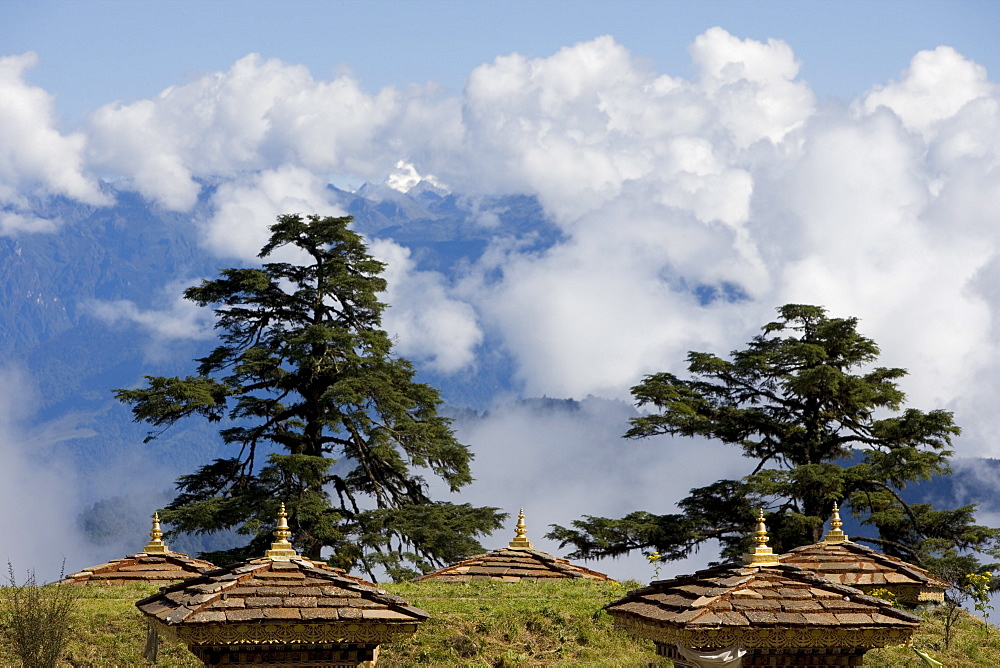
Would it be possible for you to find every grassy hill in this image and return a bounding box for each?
[1,579,997,666]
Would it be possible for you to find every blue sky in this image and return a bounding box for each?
[4,1,999,125]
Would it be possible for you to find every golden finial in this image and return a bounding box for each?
[742,508,779,566]
[823,502,848,544]
[265,502,299,560]
[508,508,534,550]
[143,512,169,554]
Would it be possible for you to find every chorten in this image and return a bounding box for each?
[416,508,610,582]
[136,503,428,667]
[62,512,217,585]
[605,509,921,668]
[780,503,948,605]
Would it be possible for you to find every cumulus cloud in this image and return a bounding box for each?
[689,27,814,148]
[371,239,483,373]
[0,52,107,232]
[861,46,995,139]
[766,108,994,409]
[461,199,753,398]
[86,55,312,211]
[449,35,1000,446]
[454,30,813,226]
[85,54,462,211]
[450,29,813,398]
[202,166,345,260]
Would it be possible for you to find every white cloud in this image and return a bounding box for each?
[88,292,214,339]
[371,239,483,374]
[202,166,345,260]
[86,55,314,210]
[689,27,814,149]
[0,210,58,235]
[449,398,746,581]
[86,281,216,363]
[861,46,995,140]
[85,54,462,212]
[0,365,93,582]
[461,201,755,398]
[453,29,813,227]
[0,52,107,231]
[442,31,1000,453]
[767,108,994,409]
[458,35,656,222]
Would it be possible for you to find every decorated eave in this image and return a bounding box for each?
[606,562,921,650]
[416,509,610,582]
[605,510,922,651]
[136,504,429,648]
[62,513,217,585]
[136,556,428,646]
[780,503,948,604]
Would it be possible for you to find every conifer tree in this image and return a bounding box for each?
[549,304,999,571]
[117,214,503,581]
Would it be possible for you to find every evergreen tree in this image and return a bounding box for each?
[549,304,999,570]
[117,214,503,581]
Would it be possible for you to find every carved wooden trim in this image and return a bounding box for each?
[151,620,419,646]
[613,616,914,649]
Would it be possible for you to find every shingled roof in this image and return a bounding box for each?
[605,510,922,657]
[606,561,921,650]
[136,556,428,643]
[415,509,610,582]
[62,513,216,585]
[780,503,948,604]
[136,503,429,660]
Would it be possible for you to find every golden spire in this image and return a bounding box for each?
[823,501,849,544]
[508,508,534,550]
[143,512,168,554]
[742,508,779,567]
[265,503,299,560]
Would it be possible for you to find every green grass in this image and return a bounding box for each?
[377,579,666,667]
[0,583,200,667]
[0,579,995,666]
[865,604,1000,667]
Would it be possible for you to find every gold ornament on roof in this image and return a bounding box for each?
[144,512,168,554]
[265,502,299,560]
[823,501,849,544]
[742,508,779,566]
[508,508,534,550]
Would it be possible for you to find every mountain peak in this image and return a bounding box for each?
[385,160,449,195]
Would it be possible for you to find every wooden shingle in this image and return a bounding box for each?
[62,513,217,586]
[606,561,921,651]
[607,509,921,661]
[417,509,610,582]
[780,504,947,606]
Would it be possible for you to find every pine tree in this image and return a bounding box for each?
[549,304,999,570]
[117,214,503,581]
